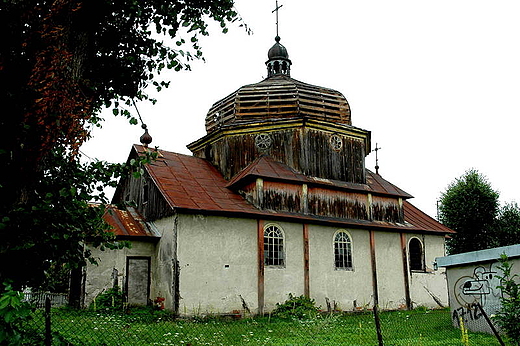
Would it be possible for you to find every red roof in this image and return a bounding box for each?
[144,148,257,213]
[135,145,453,235]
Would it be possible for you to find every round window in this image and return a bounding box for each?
[255,133,273,150]
[330,134,343,151]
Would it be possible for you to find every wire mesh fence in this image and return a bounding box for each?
[22,290,68,308]
[21,302,511,346]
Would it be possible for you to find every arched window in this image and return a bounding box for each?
[334,230,353,270]
[409,238,424,271]
[264,225,285,267]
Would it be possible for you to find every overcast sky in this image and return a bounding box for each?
[82,0,520,218]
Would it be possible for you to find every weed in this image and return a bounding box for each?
[90,286,124,312]
[272,293,320,320]
[494,254,520,345]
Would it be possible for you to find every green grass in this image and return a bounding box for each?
[25,308,502,346]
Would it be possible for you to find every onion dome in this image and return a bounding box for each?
[266,36,292,77]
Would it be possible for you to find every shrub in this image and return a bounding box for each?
[272,294,320,320]
[90,286,124,312]
[493,254,520,345]
[0,281,35,345]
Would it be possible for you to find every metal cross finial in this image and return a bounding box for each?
[272,0,283,37]
[374,143,382,175]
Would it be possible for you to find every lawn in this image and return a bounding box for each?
[25,308,501,346]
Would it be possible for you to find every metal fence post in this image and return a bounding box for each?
[475,302,505,346]
[44,297,51,346]
[373,305,384,346]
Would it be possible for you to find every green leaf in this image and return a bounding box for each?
[0,297,10,310]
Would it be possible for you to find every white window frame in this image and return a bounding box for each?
[264,224,285,267]
[333,230,353,270]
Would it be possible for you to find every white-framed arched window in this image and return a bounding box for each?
[264,224,285,267]
[408,237,425,271]
[334,230,353,270]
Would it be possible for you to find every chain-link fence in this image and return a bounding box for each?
[23,301,509,346]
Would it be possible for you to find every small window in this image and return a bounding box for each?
[334,230,353,270]
[409,238,425,271]
[264,225,285,267]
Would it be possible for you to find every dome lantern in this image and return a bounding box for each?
[266,36,292,77]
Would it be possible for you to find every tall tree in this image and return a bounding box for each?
[495,202,520,247]
[439,169,500,254]
[0,0,242,289]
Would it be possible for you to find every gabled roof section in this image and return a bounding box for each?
[227,155,306,186]
[104,205,160,240]
[227,155,412,199]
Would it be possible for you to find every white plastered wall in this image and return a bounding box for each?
[176,214,258,315]
[374,231,407,310]
[408,234,448,308]
[83,241,156,308]
[309,225,372,311]
[151,216,178,310]
[445,257,520,334]
[84,213,450,315]
[263,221,305,312]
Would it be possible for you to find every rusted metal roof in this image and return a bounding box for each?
[205,75,351,133]
[143,147,256,213]
[403,201,454,234]
[366,170,413,198]
[104,205,160,240]
[227,155,412,198]
[135,145,452,235]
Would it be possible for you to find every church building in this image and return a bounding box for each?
[83,35,454,315]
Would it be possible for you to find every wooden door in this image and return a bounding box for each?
[126,257,151,306]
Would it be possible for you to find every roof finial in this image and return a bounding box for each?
[133,99,153,147]
[272,0,283,38]
[140,124,152,147]
[374,143,382,175]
